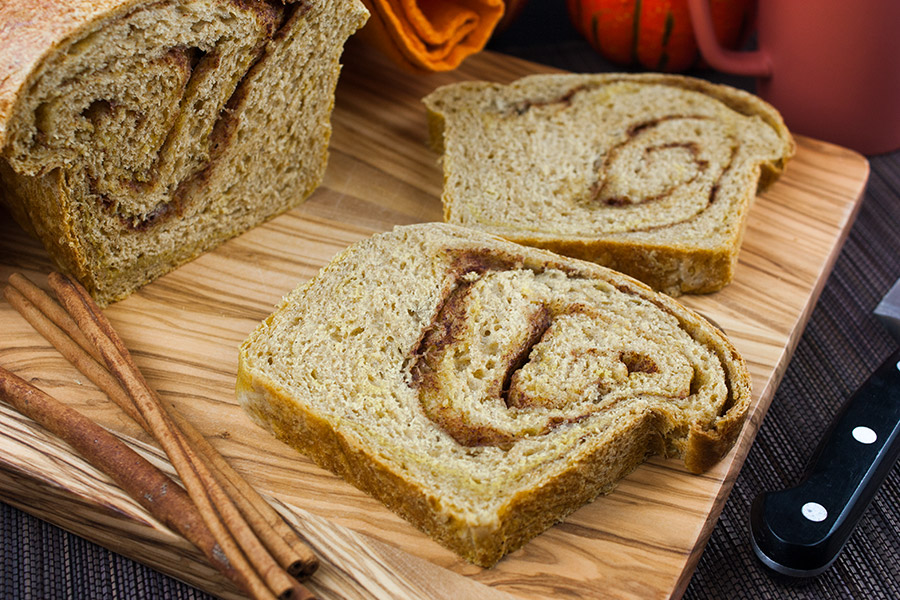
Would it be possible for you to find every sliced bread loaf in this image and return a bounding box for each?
[236,222,752,567]
[423,73,795,296]
[0,0,368,305]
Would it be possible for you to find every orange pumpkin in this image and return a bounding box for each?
[566,0,754,72]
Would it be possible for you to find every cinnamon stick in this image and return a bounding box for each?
[0,367,239,588]
[4,273,318,600]
[3,284,147,431]
[46,273,310,600]
[5,275,317,578]
[7,273,100,363]
[171,409,319,578]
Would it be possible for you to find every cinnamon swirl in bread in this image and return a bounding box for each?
[0,0,368,305]
[423,73,794,296]
[236,223,751,567]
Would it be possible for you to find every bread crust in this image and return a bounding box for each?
[237,223,752,566]
[489,229,741,297]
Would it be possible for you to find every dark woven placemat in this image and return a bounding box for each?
[3,5,899,599]
[0,503,215,599]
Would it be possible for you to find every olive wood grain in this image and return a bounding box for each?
[0,42,869,600]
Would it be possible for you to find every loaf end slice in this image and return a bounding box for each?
[423,73,795,296]
[0,0,368,304]
[237,222,752,566]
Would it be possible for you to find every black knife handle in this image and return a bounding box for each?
[750,346,900,577]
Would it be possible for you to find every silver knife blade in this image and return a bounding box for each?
[875,276,900,341]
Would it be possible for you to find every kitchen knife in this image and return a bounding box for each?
[750,277,900,577]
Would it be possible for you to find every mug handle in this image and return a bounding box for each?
[686,0,772,77]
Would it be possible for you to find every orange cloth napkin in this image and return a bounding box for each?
[357,0,505,72]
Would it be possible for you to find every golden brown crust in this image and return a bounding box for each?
[0,162,89,281]
[425,109,447,156]
[683,346,752,473]
[509,234,737,297]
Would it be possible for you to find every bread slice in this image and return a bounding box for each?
[236,222,752,567]
[0,0,368,305]
[423,73,795,296]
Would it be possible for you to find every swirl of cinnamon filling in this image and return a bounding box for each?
[584,115,737,233]
[423,74,793,296]
[5,0,287,228]
[427,75,787,236]
[410,259,729,450]
[0,0,368,303]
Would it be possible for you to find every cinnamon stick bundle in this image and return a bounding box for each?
[2,272,320,600]
[0,366,235,581]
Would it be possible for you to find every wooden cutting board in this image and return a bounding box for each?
[0,42,870,600]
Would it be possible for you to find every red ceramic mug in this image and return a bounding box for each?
[687,0,900,155]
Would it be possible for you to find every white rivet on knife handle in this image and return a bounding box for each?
[801,502,828,522]
[852,426,877,444]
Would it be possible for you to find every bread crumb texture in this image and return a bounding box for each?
[0,0,368,304]
[237,223,752,566]
[423,73,795,296]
